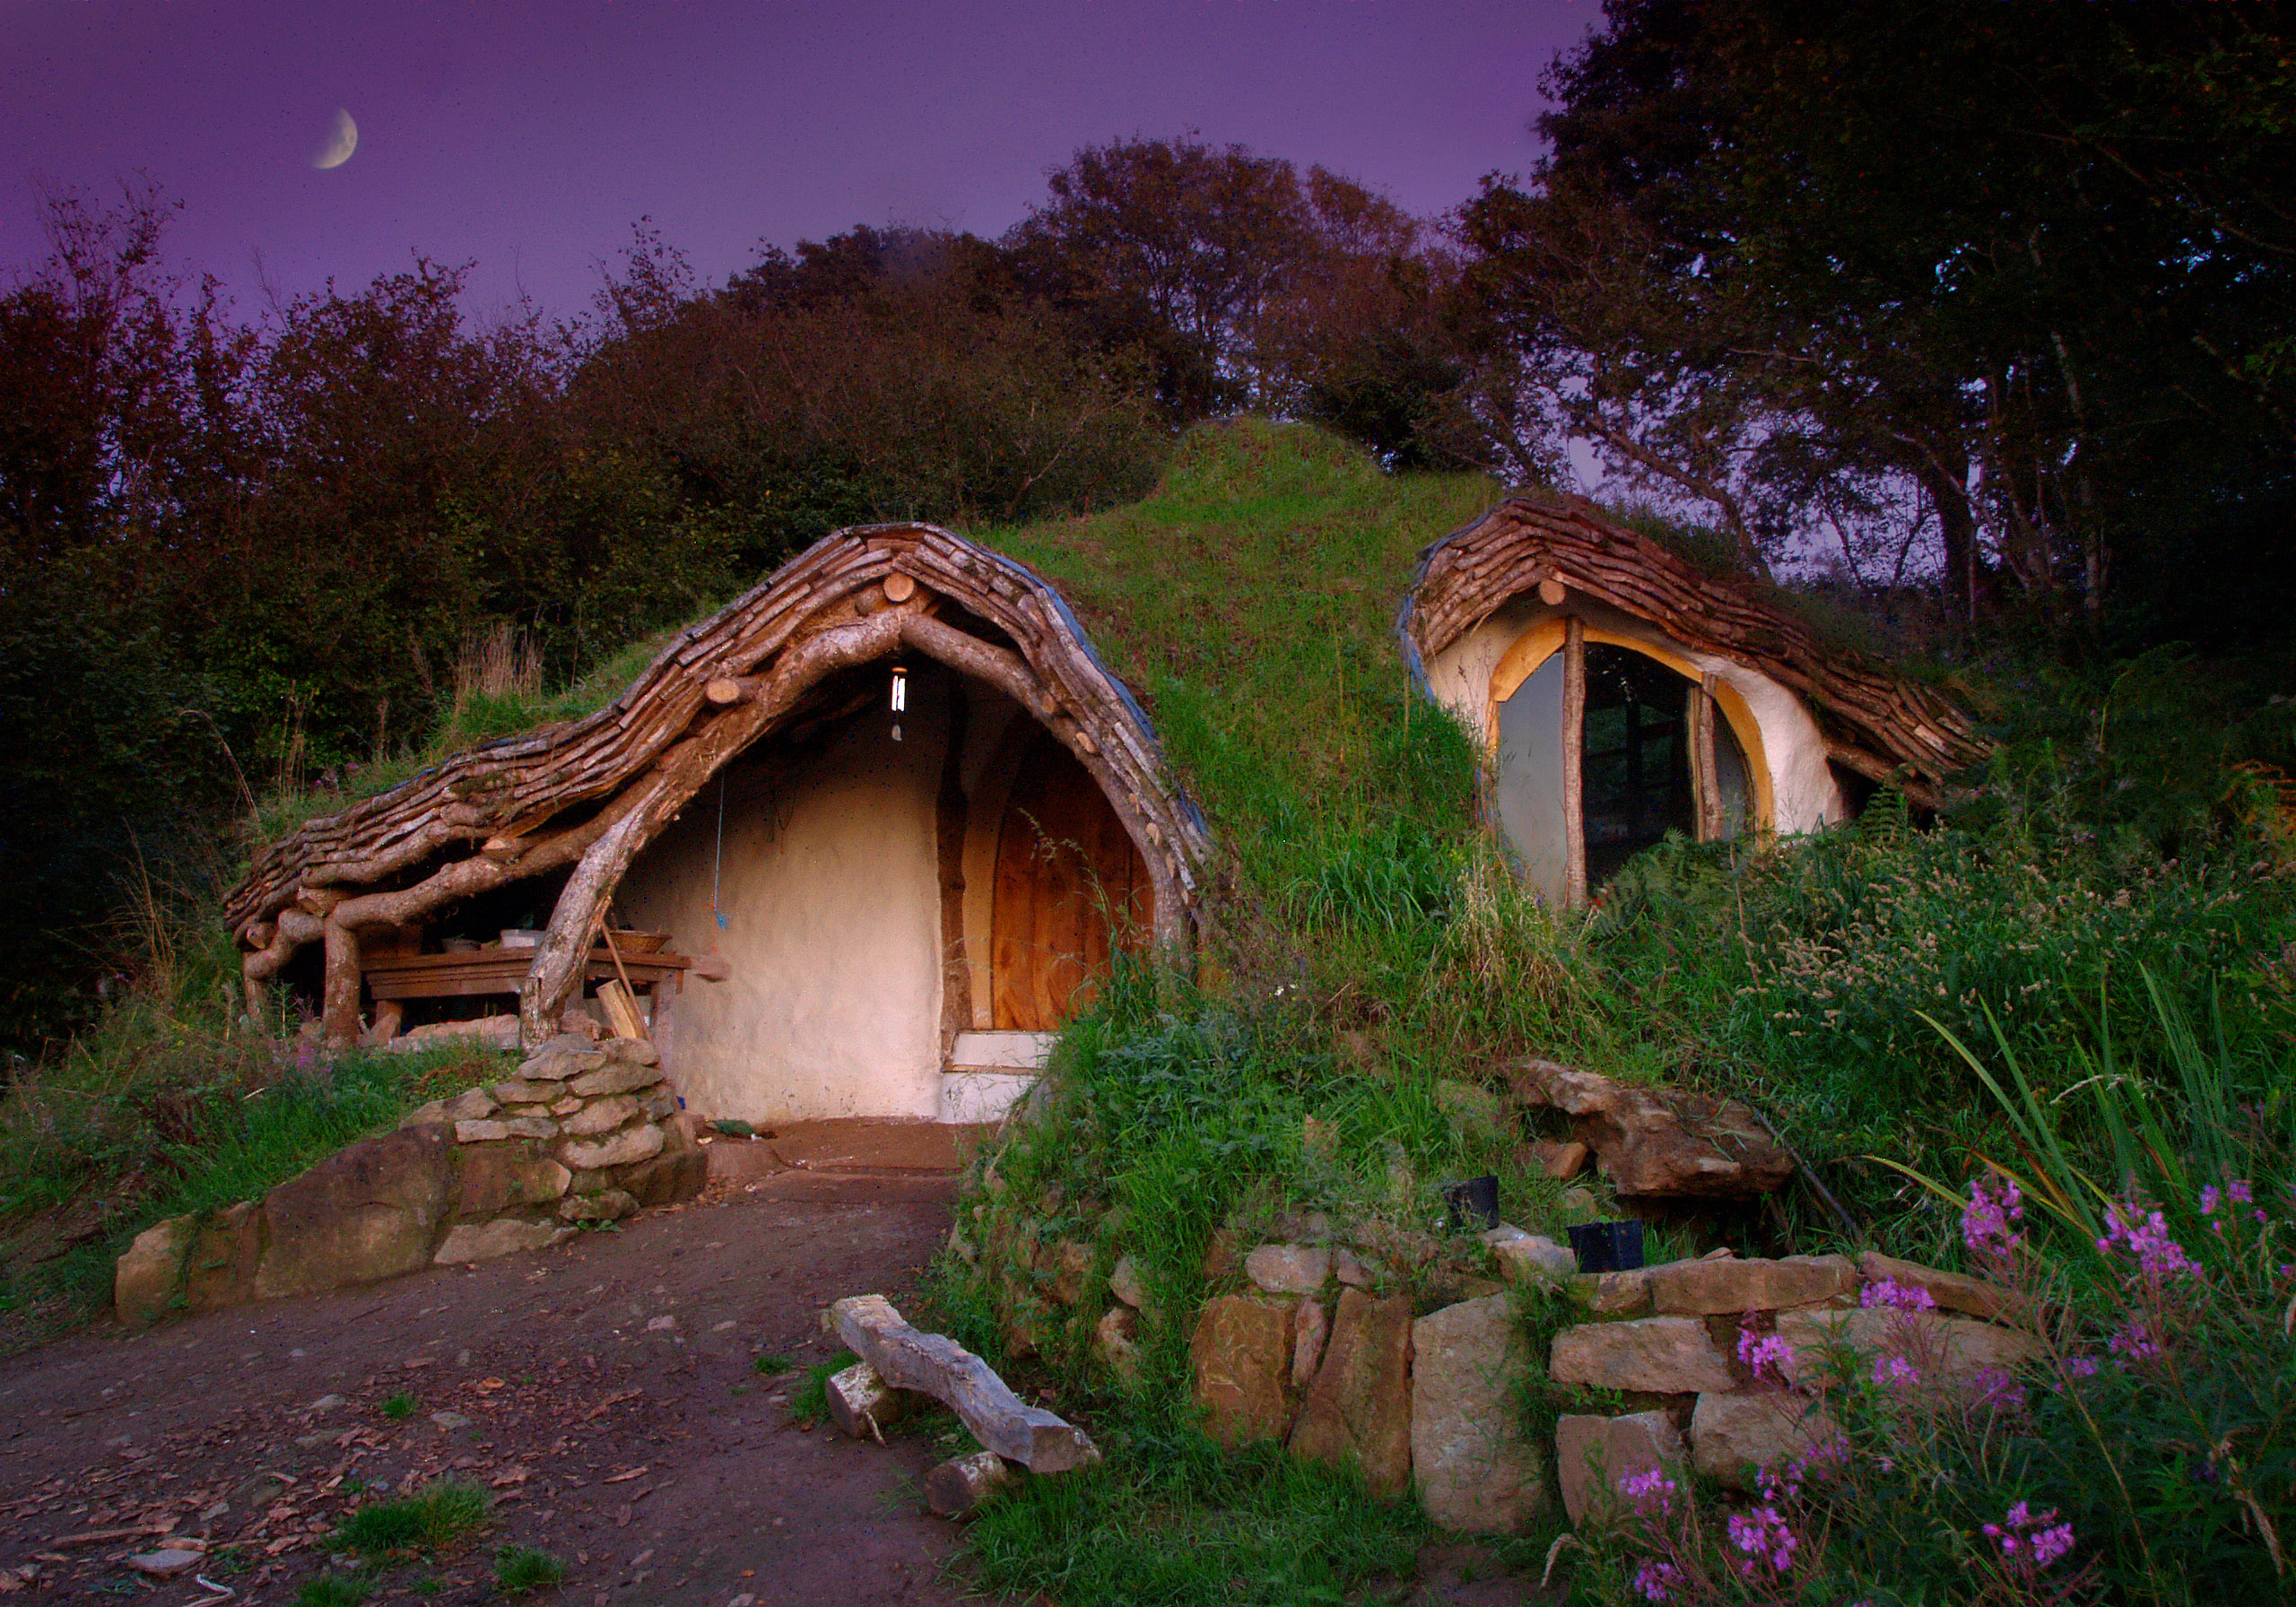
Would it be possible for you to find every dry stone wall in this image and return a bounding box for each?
[115,1034,705,1325]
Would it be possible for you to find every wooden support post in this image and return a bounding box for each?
[831,1294,1099,1472]
[1692,673,1725,842]
[319,916,363,1046]
[826,1360,915,1440]
[926,1450,1018,1517]
[1561,616,1587,909]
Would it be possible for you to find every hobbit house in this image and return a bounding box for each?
[228,523,1208,1125]
[1398,495,1985,908]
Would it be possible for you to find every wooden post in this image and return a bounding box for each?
[319,916,363,1046]
[1561,616,1587,909]
[826,1360,915,1440]
[926,1451,1018,1517]
[831,1294,1099,1472]
[1692,673,1725,842]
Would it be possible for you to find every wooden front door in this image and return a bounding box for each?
[989,731,1152,1030]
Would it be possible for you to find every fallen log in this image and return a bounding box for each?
[825,1359,913,1441]
[830,1294,1098,1473]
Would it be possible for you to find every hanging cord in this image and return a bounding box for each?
[711,769,730,930]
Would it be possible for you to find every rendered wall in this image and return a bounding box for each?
[1424,595,1848,838]
[616,678,952,1124]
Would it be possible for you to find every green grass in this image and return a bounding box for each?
[338,1480,491,1559]
[492,1544,566,1594]
[380,1393,417,1420]
[787,1351,859,1427]
[293,1574,373,1607]
[752,1353,796,1376]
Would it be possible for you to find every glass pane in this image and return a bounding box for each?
[1582,645,1693,886]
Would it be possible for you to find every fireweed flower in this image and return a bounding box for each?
[1618,1467,1676,1512]
[1736,1323,1795,1381]
[1984,1501,2076,1572]
[1962,1176,2024,1258]
[1871,1353,1920,1388]
[1631,1560,1683,1603]
[2107,1316,2162,1365]
[1727,1506,1798,1577]
[1860,1277,1938,1312]
[2097,1200,2199,1279]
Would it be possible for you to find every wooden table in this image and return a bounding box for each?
[364,947,691,1005]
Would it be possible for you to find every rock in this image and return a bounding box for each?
[454,1117,556,1142]
[1189,1296,1298,1446]
[430,1410,473,1429]
[1557,1186,1601,1221]
[1292,1298,1329,1388]
[562,1094,642,1137]
[1775,1308,2042,1395]
[432,1217,576,1265]
[1557,1073,1795,1199]
[568,1059,666,1099]
[401,1086,500,1128]
[504,1103,558,1119]
[559,1121,665,1171]
[517,1047,605,1081]
[1648,1255,1858,1316]
[1691,1391,1840,1488]
[1289,1289,1413,1498]
[646,1314,677,1332]
[1502,1057,1570,1108]
[640,1089,678,1120]
[457,1151,571,1218]
[551,1097,583,1116]
[1556,1411,1686,1526]
[826,1360,911,1438]
[1095,1306,1143,1386]
[1549,1316,1735,1394]
[115,1215,195,1326]
[559,1189,639,1224]
[617,1116,707,1206]
[126,1549,204,1577]
[926,1450,1018,1517]
[1569,1269,1655,1316]
[1109,1255,1147,1311]
[1526,1139,1591,1179]
[1435,1079,1509,1136]
[257,1127,459,1299]
[1413,1296,1542,1533]
[307,1394,348,1412]
[604,1036,661,1065]
[1246,1243,1332,1295]
[490,1079,562,1105]
[1047,1240,1094,1307]
[1483,1226,1576,1286]
[1332,1247,1373,1287]
[1857,1251,2013,1323]
[181,1200,265,1314]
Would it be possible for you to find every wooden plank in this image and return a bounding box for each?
[1692,674,1725,841]
[831,1295,1097,1474]
[1562,616,1587,909]
[597,978,647,1041]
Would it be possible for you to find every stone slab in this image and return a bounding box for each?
[1413,1296,1542,1533]
[256,1126,458,1299]
[1648,1255,1858,1316]
[1289,1289,1413,1498]
[433,1217,577,1265]
[1557,1410,1685,1526]
[1246,1243,1333,1294]
[1691,1390,1840,1488]
[559,1121,665,1172]
[1189,1296,1297,1446]
[1549,1316,1735,1394]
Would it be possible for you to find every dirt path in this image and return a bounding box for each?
[0,1178,977,1606]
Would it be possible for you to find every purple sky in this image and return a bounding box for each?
[4,0,1595,319]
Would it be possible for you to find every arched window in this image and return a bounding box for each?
[1494,626,1754,908]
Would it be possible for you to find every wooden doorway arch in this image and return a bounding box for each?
[989,727,1152,1030]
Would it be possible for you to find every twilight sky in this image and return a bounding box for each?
[2,0,1594,319]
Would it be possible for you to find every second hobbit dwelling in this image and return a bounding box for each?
[1399,495,1985,908]
[226,524,1207,1125]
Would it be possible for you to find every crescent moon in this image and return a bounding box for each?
[312,109,358,170]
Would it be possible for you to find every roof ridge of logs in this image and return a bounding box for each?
[1397,492,1987,809]
[230,523,1210,1047]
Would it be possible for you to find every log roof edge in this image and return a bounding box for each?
[1396,493,1987,796]
[226,522,1211,936]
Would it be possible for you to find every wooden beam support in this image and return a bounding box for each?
[1692,673,1725,842]
[831,1294,1098,1473]
[1561,615,1587,910]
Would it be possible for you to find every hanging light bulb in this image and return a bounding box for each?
[889,663,907,743]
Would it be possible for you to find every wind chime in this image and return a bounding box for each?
[888,662,909,743]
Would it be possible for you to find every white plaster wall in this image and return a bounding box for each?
[617,691,948,1124]
[1423,595,1848,836]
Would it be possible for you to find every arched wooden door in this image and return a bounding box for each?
[989,730,1152,1030]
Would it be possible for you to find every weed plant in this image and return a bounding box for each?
[338,1480,492,1559]
[491,1544,565,1594]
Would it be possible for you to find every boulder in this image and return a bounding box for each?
[1691,1391,1840,1488]
[1556,1411,1686,1526]
[559,1120,665,1172]
[1413,1296,1542,1533]
[1246,1243,1332,1295]
[567,1060,665,1099]
[603,1036,661,1066]
[115,1215,195,1326]
[517,1047,605,1081]
[455,1117,556,1142]
[256,1127,458,1299]
[1189,1296,1297,1446]
[558,1189,639,1224]
[183,1200,265,1313]
[399,1086,498,1128]
[1483,1226,1576,1286]
[1046,1240,1094,1307]
[1549,1316,1735,1394]
[1526,1140,1591,1180]
[1435,1079,1509,1137]
[433,1217,576,1265]
[1292,1298,1330,1388]
[1289,1289,1413,1498]
[1502,1057,1571,1109]
[1775,1308,2041,1395]
[617,1116,707,1205]
[1109,1254,1148,1311]
[1095,1306,1143,1387]
[457,1151,571,1219]
[1857,1251,2013,1324]
[1518,1064,1793,1198]
[562,1094,641,1138]
[1570,1268,1655,1316]
[1648,1255,1858,1316]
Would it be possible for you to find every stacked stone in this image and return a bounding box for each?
[114,1036,705,1326]
[406,1033,704,1261]
[1548,1250,2035,1524]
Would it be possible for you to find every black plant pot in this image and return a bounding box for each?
[1441,1175,1501,1231]
[1568,1219,1646,1273]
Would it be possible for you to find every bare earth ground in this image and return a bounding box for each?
[0,1130,984,1607]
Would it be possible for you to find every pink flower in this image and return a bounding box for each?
[2108,1316,2161,1366]
[1727,1506,1798,1577]
[1985,1502,2076,1573]
[1617,1467,1676,1511]
[1631,1560,1683,1603]
[1860,1277,1938,1312]
[2097,1200,2198,1280]
[1871,1353,1920,1388]
[1962,1175,2024,1258]
[1736,1324,1795,1381]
